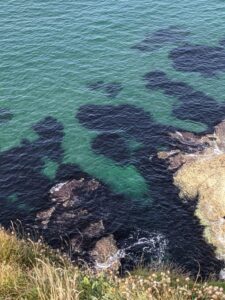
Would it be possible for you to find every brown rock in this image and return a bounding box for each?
[157,150,180,160]
[89,235,120,271]
[83,220,105,239]
[50,178,100,204]
[215,120,225,151]
[36,206,56,229]
[35,177,126,269]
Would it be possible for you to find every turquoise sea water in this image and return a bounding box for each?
[2,0,225,277]
[1,0,225,198]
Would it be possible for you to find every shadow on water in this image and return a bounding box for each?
[76,103,224,277]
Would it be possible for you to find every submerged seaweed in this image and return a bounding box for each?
[87,81,123,98]
[0,108,13,124]
[76,103,223,277]
[169,43,225,77]
[77,103,172,147]
[144,70,225,127]
[92,133,131,165]
[0,116,64,225]
[132,26,190,52]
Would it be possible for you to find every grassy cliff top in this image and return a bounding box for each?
[0,227,225,300]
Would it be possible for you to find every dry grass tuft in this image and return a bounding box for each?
[0,227,225,299]
[32,259,79,300]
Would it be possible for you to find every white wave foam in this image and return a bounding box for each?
[95,230,168,270]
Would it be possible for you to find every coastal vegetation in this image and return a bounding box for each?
[1,227,225,300]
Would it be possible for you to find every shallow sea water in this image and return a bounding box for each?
[1,0,225,276]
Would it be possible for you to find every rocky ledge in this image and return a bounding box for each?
[36,178,122,271]
[158,120,225,271]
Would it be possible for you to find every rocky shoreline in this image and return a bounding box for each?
[35,178,123,271]
[31,120,225,275]
[158,120,225,278]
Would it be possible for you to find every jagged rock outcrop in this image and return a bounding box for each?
[158,120,225,262]
[36,178,120,270]
[89,235,121,271]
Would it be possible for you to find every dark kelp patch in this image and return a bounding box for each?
[92,133,131,165]
[0,108,13,124]
[144,70,225,127]
[132,25,190,52]
[55,163,92,182]
[87,81,123,99]
[169,43,225,77]
[0,106,222,277]
[0,116,64,226]
[219,38,225,47]
[32,116,64,162]
[77,103,173,146]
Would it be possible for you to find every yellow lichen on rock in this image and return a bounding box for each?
[157,121,225,262]
[174,153,225,259]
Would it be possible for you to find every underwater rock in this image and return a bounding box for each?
[87,81,123,98]
[37,178,100,232]
[169,43,225,77]
[158,120,225,261]
[36,177,132,270]
[132,26,190,52]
